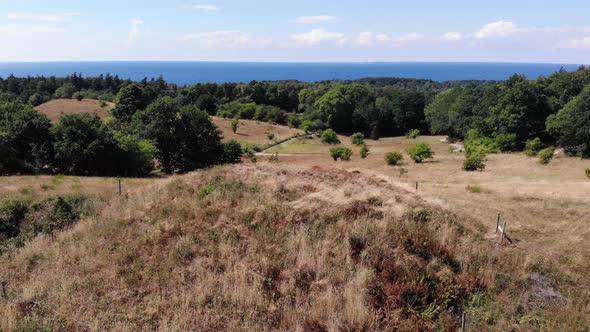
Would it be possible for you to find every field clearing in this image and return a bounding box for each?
[211,116,303,145]
[35,99,114,122]
[262,135,590,301]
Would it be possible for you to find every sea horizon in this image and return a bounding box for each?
[0,61,586,85]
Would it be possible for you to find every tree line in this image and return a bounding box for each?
[1,66,588,176]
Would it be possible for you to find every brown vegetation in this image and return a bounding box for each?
[35,99,114,123]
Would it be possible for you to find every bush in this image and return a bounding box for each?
[330,147,353,161]
[360,144,369,159]
[287,114,301,128]
[367,197,383,206]
[538,147,556,165]
[269,153,280,163]
[406,129,421,139]
[321,129,340,145]
[466,185,482,193]
[73,92,84,101]
[406,143,433,163]
[463,153,486,171]
[266,132,275,141]
[586,168,590,179]
[385,151,403,166]
[351,133,365,146]
[494,133,517,152]
[231,119,239,133]
[525,137,544,156]
[222,140,242,163]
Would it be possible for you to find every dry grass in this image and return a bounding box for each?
[35,99,114,123]
[2,163,569,331]
[212,117,302,145]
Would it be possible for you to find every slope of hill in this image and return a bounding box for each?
[0,163,576,331]
[211,116,303,145]
[35,99,114,123]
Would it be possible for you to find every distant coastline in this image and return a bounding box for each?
[0,61,585,85]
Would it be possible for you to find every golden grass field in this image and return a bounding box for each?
[211,116,303,145]
[35,99,114,123]
[2,106,589,330]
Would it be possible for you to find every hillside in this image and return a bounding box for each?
[211,116,303,145]
[0,163,577,331]
[35,99,115,123]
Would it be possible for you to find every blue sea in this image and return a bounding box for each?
[0,62,585,85]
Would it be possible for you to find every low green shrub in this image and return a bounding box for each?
[406,143,433,163]
[266,132,275,141]
[269,153,280,163]
[222,140,242,163]
[385,151,403,166]
[466,185,482,193]
[463,153,486,171]
[525,137,544,156]
[330,147,353,161]
[360,144,369,159]
[321,129,341,145]
[494,133,517,152]
[351,133,365,146]
[405,129,421,139]
[408,208,432,223]
[231,119,239,133]
[367,197,383,206]
[538,147,555,165]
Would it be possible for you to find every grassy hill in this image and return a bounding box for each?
[0,163,580,331]
[211,116,302,145]
[35,99,115,123]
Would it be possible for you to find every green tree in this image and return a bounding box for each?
[231,119,239,133]
[320,129,340,144]
[407,143,434,163]
[222,140,243,163]
[133,97,223,173]
[385,151,403,165]
[360,144,370,159]
[351,133,365,145]
[196,94,217,115]
[546,85,590,157]
[112,84,146,124]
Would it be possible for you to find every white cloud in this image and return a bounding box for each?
[475,21,519,39]
[441,32,464,41]
[357,32,374,45]
[127,18,144,45]
[292,16,341,24]
[290,29,346,45]
[397,33,424,42]
[0,24,66,34]
[376,34,392,42]
[183,30,271,48]
[7,12,79,22]
[183,5,220,11]
[557,36,590,49]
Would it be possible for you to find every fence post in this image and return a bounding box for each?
[1,281,7,299]
[495,213,501,233]
[501,221,507,243]
[461,312,466,332]
[416,182,419,191]
[118,179,122,195]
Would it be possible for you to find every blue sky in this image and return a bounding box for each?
[1,0,590,63]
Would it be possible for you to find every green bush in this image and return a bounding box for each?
[525,138,544,156]
[351,133,365,146]
[321,129,341,145]
[494,133,517,152]
[266,132,275,141]
[538,147,556,165]
[463,153,486,171]
[385,151,403,166]
[330,147,353,161]
[406,143,433,163]
[367,197,383,206]
[73,92,84,101]
[405,129,421,139]
[222,140,242,163]
[360,144,369,159]
[269,153,279,163]
[231,119,239,133]
[466,185,482,193]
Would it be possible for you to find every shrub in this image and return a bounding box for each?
[266,132,275,141]
[351,133,365,146]
[538,147,556,165]
[222,140,242,163]
[406,143,433,163]
[360,144,369,159]
[231,119,239,133]
[408,208,432,223]
[466,185,482,193]
[525,137,544,156]
[99,100,108,108]
[494,133,517,152]
[367,196,383,206]
[321,129,340,144]
[385,151,403,166]
[406,129,421,139]
[586,168,590,179]
[463,153,486,171]
[330,147,353,161]
[73,92,84,101]
[287,114,301,128]
[269,153,279,163]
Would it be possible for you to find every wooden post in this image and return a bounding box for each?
[118,179,122,195]
[501,221,507,243]
[416,182,419,191]
[495,213,501,233]
[461,312,466,332]
[1,281,7,299]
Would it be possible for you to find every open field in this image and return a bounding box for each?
[211,116,303,145]
[35,99,115,123]
[1,120,589,330]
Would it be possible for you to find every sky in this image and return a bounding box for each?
[1,0,590,63]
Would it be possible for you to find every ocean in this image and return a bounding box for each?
[0,62,584,85]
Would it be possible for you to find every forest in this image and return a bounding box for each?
[1,66,589,176]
